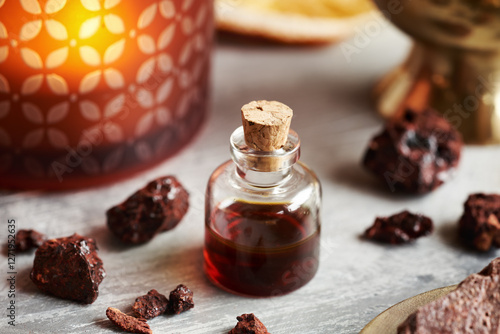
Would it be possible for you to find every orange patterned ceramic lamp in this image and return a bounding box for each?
[0,0,213,190]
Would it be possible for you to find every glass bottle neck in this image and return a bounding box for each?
[235,167,293,187]
[230,126,300,187]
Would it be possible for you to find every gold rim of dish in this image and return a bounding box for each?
[359,285,458,334]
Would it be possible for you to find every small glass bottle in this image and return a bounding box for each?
[203,101,322,297]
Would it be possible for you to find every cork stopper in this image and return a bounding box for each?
[241,100,293,151]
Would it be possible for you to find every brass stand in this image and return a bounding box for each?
[373,0,500,144]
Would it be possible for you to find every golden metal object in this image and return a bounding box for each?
[372,0,500,144]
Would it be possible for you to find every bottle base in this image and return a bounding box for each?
[203,249,319,298]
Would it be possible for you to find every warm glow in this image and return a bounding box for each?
[0,0,212,187]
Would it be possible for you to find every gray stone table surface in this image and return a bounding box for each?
[2,24,500,334]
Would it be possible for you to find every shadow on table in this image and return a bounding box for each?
[330,160,419,201]
[94,317,124,333]
[436,221,469,252]
[15,265,39,295]
[87,225,144,253]
[86,223,221,291]
[437,221,500,258]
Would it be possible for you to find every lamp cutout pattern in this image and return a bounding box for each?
[0,0,213,188]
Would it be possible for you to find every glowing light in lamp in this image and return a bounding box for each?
[0,0,213,190]
[492,90,500,141]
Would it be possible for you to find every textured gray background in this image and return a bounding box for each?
[2,23,500,334]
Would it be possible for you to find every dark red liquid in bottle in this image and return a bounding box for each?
[204,201,320,297]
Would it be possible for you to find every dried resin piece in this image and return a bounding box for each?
[459,193,500,251]
[398,258,500,333]
[132,289,169,320]
[30,234,105,304]
[15,229,47,252]
[106,307,152,334]
[107,176,189,244]
[168,284,194,315]
[364,210,433,244]
[229,313,271,334]
[363,108,462,193]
